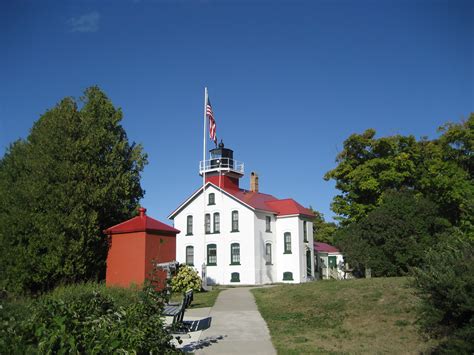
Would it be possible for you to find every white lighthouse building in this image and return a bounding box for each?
[168,142,315,285]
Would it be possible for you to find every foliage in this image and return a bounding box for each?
[0,282,179,354]
[324,114,474,229]
[335,190,449,277]
[412,233,474,354]
[170,264,202,294]
[311,209,337,245]
[252,277,437,354]
[0,86,148,294]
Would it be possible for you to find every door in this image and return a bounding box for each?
[306,250,312,277]
[328,256,337,269]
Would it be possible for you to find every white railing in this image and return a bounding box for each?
[199,158,244,175]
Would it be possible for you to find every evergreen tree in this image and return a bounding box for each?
[0,87,147,294]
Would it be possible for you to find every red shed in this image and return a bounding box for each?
[104,207,179,289]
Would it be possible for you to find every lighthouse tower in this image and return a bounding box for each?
[199,141,244,190]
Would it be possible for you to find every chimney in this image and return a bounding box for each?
[250,172,259,192]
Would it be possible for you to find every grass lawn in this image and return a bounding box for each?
[252,277,437,354]
[170,288,222,308]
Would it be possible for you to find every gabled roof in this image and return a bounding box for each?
[314,242,340,253]
[168,182,315,219]
[105,208,180,235]
[225,189,279,211]
[266,199,315,218]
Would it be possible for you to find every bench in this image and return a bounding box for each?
[163,289,194,332]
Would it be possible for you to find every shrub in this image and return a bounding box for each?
[0,282,179,354]
[412,232,474,354]
[170,265,201,294]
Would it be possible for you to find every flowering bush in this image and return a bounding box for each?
[170,265,201,294]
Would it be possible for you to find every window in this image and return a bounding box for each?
[186,215,193,235]
[283,271,294,281]
[284,232,292,254]
[186,246,194,266]
[231,210,239,232]
[303,221,308,242]
[266,216,271,232]
[231,272,240,282]
[207,244,217,265]
[213,212,220,233]
[230,243,240,265]
[205,214,211,234]
[208,193,215,205]
[265,243,272,265]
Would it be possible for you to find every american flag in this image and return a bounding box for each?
[207,97,217,144]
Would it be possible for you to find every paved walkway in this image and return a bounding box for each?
[175,287,276,354]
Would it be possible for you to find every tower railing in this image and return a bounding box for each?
[199,158,244,175]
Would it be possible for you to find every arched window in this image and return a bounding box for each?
[230,243,240,265]
[205,213,211,234]
[303,220,308,242]
[213,212,220,233]
[207,244,217,266]
[231,272,240,282]
[208,193,215,205]
[186,246,194,266]
[284,232,292,254]
[265,243,272,265]
[186,215,193,235]
[231,210,239,232]
[283,271,294,281]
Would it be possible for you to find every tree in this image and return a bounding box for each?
[311,209,337,245]
[324,130,420,225]
[334,190,449,277]
[413,233,474,353]
[0,87,148,294]
[325,114,474,230]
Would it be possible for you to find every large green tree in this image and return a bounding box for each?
[325,114,474,229]
[0,87,147,294]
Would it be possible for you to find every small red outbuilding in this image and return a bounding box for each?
[103,207,179,289]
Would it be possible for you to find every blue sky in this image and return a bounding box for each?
[1,0,473,224]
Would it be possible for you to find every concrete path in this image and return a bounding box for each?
[176,287,276,354]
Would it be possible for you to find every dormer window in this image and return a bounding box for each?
[208,193,215,205]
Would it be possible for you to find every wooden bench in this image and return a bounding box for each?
[163,289,194,331]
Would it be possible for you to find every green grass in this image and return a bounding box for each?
[170,288,222,308]
[252,277,438,354]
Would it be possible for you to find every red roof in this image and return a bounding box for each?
[104,207,180,235]
[168,179,316,219]
[220,186,314,217]
[314,242,340,253]
[226,189,279,211]
[266,199,315,217]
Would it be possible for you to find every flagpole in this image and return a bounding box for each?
[203,87,207,202]
[202,87,207,274]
